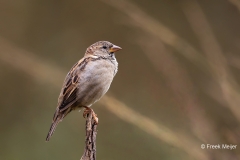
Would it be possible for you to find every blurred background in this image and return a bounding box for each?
[1,0,240,159]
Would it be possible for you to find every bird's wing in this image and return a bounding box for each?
[57,60,82,112]
[56,56,93,113]
[58,78,78,111]
[58,73,79,112]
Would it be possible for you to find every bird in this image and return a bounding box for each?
[46,41,122,141]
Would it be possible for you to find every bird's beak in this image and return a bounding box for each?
[109,45,122,53]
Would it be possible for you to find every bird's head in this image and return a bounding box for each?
[85,41,122,57]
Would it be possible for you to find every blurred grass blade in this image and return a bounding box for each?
[229,0,240,11]
[101,95,209,160]
[100,0,208,70]
[137,36,219,144]
[181,0,240,122]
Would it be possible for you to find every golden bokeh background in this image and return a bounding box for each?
[1,0,240,159]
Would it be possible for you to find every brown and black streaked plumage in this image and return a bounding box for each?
[46,41,121,141]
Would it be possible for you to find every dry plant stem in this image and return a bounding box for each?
[228,0,240,11]
[181,0,240,122]
[80,110,97,160]
[100,0,208,71]
[100,96,209,160]
[181,1,240,159]
[138,37,218,144]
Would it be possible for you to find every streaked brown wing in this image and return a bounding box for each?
[57,56,92,112]
[57,61,81,112]
[58,75,79,111]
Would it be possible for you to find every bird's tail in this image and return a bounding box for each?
[46,110,62,141]
[46,118,61,141]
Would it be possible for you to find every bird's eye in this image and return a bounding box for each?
[102,46,107,49]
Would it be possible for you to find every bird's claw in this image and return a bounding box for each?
[83,107,98,124]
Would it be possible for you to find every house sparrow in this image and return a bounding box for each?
[46,41,121,141]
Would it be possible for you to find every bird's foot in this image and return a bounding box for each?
[83,107,98,124]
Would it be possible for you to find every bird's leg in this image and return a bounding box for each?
[83,107,91,118]
[83,106,98,124]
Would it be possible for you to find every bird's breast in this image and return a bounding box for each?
[76,58,118,107]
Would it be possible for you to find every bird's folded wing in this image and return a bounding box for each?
[57,61,81,112]
[56,57,93,112]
